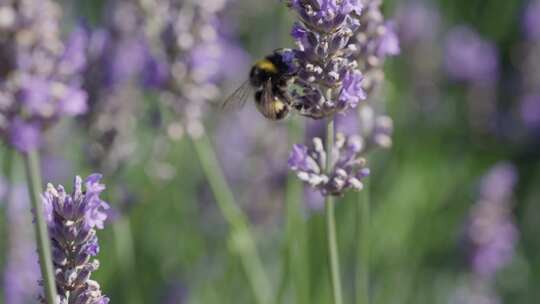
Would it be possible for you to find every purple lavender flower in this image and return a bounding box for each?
[466,163,518,280]
[287,0,367,119]
[285,0,398,197]
[41,174,110,304]
[140,0,242,138]
[288,133,370,196]
[524,1,540,41]
[0,0,88,152]
[444,26,499,84]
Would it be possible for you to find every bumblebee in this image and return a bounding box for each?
[223,48,296,120]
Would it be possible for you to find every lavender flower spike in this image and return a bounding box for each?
[288,133,370,196]
[41,174,110,304]
[288,0,367,119]
[0,0,88,152]
[351,0,400,96]
[466,163,518,280]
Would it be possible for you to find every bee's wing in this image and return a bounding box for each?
[221,80,253,110]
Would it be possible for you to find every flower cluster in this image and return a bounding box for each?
[41,174,110,304]
[350,0,400,96]
[285,0,398,197]
[0,0,87,152]
[287,0,366,119]
[288,133,370,196]
[466,163,519,280]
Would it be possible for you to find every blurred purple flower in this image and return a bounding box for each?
[41,174,110,303]
[141,0,247,139]
[466,163,518,280]
[524,1,540,41]
[0,0,88,152]
[444,26,499,84]
[349,0,400,97]
[520,93,540,129]
[395,2,440,45]
[78,1,150,176]
[3,185,40,304]
[59,26,89,76]
[9,119,41,152]
[377,22,401,57]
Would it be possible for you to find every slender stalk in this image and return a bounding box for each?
[191,132,272,304]
[22,150,57,304]
[284,119,309,304]
[112,213,141,304]
[325,118,343,304]
[1,149,14,298]
[355,176,370,304]
[276,249,289,303]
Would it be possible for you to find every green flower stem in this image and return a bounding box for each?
[276,249,289,303]
[284,119,309,304]
[1,149,14,287]
[191,132,272,304]
[22,149,57,304]
[355,176,370,304]
[325,118,343,304]
[112,212,141,304]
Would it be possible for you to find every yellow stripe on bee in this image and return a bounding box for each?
[255,59,278,73]
[273,100,286,111]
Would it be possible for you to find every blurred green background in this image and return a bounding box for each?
[1,0,539,303]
